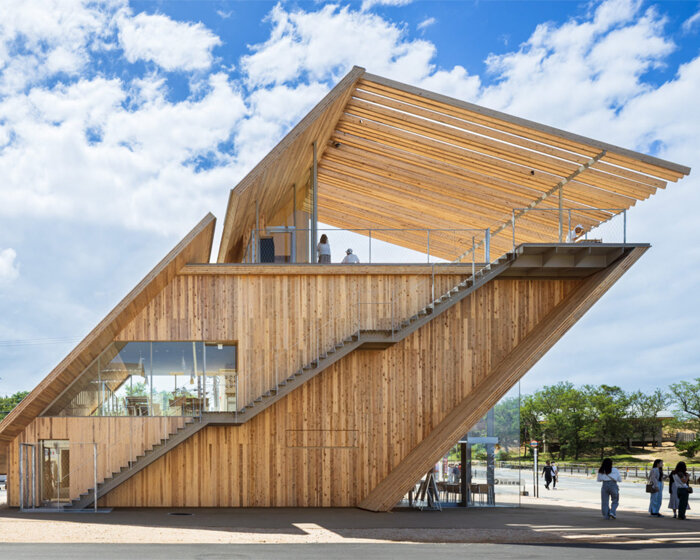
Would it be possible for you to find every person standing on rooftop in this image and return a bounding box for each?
[317,234,331,264]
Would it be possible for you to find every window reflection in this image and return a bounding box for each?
[54,342,237,417]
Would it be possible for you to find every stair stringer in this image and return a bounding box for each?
[358,246,648,511]
[66,415,234,510]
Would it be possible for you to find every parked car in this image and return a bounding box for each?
[0,474,6,490]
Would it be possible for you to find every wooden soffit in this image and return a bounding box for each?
[0,213,216,444]
[317,73,690,260]
[219,67,689,262]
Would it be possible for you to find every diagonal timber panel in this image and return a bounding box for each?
[358,246,647,511]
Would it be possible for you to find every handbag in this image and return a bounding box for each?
[645,483,657,494]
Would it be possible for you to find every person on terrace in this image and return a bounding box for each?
[341,248,360,264]
[317,234,331,263]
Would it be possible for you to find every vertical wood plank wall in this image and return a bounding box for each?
[7,417,185,506]
[94,271,582,507]
[116,269,468,409]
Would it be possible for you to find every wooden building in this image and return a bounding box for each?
[0,67,690,511]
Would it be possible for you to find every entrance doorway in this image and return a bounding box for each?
[40,440,70,506]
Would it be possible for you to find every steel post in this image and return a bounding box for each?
[368,229,372,263]
[484,229,490,263]
[426,229,430,263]
[558,187,563,242]
[94,443,98,513]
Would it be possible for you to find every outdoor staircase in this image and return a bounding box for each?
[64,252,514,510]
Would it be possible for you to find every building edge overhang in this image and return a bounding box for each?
[0,213,217,444]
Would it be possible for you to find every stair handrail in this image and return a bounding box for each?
[54,415,197,510]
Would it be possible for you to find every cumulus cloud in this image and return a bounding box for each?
[117,11,222,71]
[240,3,481,100]
[0,0,116,95]
[0,249,19,283]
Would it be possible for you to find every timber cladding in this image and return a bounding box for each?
[6,417,186,507]
[94,271,583,507]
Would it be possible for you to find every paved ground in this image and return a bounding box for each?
[0,543,699,560]
[0,473,697,551]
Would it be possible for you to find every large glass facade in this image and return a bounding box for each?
[400,384,521,509]
[49,342,237,417]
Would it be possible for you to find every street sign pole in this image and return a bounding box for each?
[534,448,538,498]
[529,440,539,498]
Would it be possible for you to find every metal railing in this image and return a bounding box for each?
[505,208,628,251]
[248,227,490,265]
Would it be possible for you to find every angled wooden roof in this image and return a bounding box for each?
[0,214,216,444]
[218,67,690,262]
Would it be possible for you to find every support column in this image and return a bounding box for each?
[311,141,318,261]
[486,407,495,505]
[460,441,468,507]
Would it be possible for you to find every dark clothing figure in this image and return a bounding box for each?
[543,465,554,489]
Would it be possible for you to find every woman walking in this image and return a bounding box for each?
[317,234,331,263]
[668,461,691,520]
[597,458,622,519]
[648,459,664,517]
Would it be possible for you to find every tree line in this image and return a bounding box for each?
[521,378,700,460]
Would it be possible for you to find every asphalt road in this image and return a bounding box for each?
[1,543,698,559]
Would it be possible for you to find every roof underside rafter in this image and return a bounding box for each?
[218,67,690,262]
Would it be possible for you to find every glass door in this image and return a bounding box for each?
[40,440,70,507]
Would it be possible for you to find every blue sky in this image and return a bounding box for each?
[0,0,699,397]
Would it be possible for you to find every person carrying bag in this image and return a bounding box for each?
[647,459,664,517]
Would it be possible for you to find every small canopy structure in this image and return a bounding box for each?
[218,66,690,262]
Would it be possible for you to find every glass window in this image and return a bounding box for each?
[48,341,237,417]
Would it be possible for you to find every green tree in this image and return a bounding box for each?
[584,384,633,457]
[668,378,700,430]
[628,389,668,448]
[520,382,593,460]
[0,391,30,420]
[125,382,149,396]
[494,396,520,453]
[668,378,700,458]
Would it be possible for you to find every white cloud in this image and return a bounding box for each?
[682,10,700,33]
[0,0,117,94]
[240,3,475,98]
[0,249,19,283]
[417,17,437,32]
[117,11,222,71]
[361,0,413,11]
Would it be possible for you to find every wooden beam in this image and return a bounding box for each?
[359,74,690,180]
